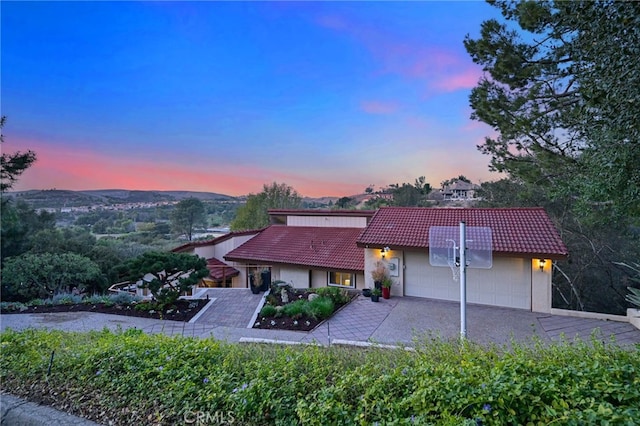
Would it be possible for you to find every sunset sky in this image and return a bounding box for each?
[2,1,501,198]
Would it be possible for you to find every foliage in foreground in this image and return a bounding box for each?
[1,329,638,425]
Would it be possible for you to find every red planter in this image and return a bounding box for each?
[382,287,391,299]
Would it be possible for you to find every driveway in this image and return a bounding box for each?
[315,295,640,347]
[2,291,639,347]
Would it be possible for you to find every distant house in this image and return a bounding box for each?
[441,180,480,200]
[170,207,567,313]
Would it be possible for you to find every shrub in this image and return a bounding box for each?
[107,292,142,305]
[1,329,638,426]
[26,298,44,307]
[283,299,308,318]
[305,296,334,320]
[134,301,159,312]
[51,293,83,305]
[82,294,110,305]
[316,286,350,304]
[0,302,27,312]
[260,304,277,317]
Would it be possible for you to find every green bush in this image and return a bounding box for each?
[51,293,83,305]
[107,292,142,305]
[260,304,277,317]
[305,296,335,320]
[1,329,638,426]
[82,294,110,305]
[315,286,350,304]
[283,299,307,318]
[0,302,27,312]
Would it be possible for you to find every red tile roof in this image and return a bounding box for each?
[225,226,364,271]
[206,258,240,281]
[357,207,568,259]
[172,229,263,253]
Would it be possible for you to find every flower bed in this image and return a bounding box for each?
[253,286,355,331]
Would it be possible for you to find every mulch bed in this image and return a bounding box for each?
[253,287,356,332]
[0,299,210,322]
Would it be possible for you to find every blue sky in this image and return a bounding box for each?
[2,1,501,197]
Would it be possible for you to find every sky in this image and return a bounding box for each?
[1,1,502,198]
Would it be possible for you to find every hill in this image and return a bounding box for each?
[4,189,235,209]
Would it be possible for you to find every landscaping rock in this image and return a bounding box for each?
[308,293,320,301]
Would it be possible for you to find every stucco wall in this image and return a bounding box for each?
[364,248,551,311]
[286,215,368,228]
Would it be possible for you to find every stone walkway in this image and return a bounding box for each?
[191,288,263,327]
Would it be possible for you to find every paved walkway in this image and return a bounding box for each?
[2,291,639,347]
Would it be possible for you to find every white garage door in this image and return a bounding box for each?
[404,251,531,310]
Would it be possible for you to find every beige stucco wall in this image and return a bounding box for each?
[270,266,365,290]
[531,258,552,313]
[286,215,368,228]
[364,248,552,312]
[364,248,405,297]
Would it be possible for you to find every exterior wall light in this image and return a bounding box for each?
[381,246,390,259]
[539,259,546,271]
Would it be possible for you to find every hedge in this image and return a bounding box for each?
[1,328,638,425]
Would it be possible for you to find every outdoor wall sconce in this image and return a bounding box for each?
[539,259,546,271]
[381,246,390,259]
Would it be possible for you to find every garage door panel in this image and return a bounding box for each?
[404,252,531,310]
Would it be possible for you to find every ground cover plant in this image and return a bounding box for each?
[254,285,355,331]
[0,292,208,322]
[1,328,638,425]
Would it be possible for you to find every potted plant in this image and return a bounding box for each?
[381,277,393,299]
[250,270,262,294]
[370,261,388,290]
[371,288,381,302]
[362,288,372,297]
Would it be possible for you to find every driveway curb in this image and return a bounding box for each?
[1,393,100,426]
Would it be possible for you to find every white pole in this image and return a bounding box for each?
[459,221,467,339]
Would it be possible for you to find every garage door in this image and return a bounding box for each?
[404,251,531,310]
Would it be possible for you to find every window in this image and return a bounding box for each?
[328,271,355,288]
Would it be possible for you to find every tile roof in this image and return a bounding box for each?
[206,257,240,281]
[357,207,568,258]
[171,229,263,253]
[225,226,364,271]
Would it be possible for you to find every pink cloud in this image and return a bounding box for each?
[360,100,398,115]
[315,12,478,95]
[432,66,482,92]
[8,138,369,197]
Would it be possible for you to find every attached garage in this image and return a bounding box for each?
[403,251,531,310]
[358,207,568,313]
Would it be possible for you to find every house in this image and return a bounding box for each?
[440,180,480,200]
[224,210,375,290]
[357,207,568,312]
[171,229,262,288]
[169,207,567,313]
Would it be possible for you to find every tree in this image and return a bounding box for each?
[335,196,354,209]
[114,251,208,307]
[0,116,37,194]
[1,200,56,264]
[466,1,640,314]
[171,197,206,241]
[464,0,639,220]
[1,252,103,301]
[388,176,432,207]
[231,182,302,230]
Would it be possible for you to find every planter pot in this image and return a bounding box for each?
[371,294,380,302]
[250,286,261,294]
[382,287,391,299]
[362,288,372,297]
[260,270,271,292]
[374,281,382,290]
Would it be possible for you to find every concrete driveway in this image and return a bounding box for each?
[2,291,639,347]
[315,295,640,347]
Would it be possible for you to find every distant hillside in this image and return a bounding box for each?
[4,189,236,209]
